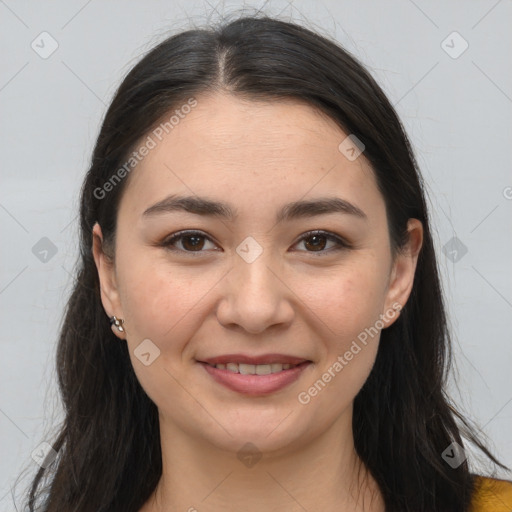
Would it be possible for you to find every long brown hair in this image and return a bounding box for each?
[19,13,508,512]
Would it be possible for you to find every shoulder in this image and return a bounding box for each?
[470,475,512,511]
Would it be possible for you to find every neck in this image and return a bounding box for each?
[140,408,385,512]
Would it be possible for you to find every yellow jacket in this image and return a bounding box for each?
[471,476,512,511]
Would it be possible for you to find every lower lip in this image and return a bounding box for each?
[199,361,311,395]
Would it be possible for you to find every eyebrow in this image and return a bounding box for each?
[142,194,367,222]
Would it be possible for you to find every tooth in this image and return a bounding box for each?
[255,364,272,375]
[216,362,299,374]
[226,363,239,373]
[270,363,284,373]
[239,364,256,375]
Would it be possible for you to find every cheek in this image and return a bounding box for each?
[294,266,386,417]
[296,259,388,340]
[115,249,225,351]
[295,258,387,386]
[115,252,220,401]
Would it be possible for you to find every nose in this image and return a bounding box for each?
[216,251,295,335]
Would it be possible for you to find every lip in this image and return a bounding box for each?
[198,360,312,396]
[199,353,308,365]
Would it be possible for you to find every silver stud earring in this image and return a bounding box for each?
[110,316,125,333]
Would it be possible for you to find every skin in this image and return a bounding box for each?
[92,92,423,512]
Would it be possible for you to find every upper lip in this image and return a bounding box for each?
[198,353,309,365]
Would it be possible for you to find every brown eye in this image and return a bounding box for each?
[180,235,206,251]
[293,230,350,254]
[161,231,217,253]
[303,234,328,251]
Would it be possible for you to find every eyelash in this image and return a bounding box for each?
[160,229,351,256]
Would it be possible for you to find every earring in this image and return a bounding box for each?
[110,316,125,333]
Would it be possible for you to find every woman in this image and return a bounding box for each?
[23,14,511,512]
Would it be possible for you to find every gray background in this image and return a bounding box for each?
[1,0,511,508]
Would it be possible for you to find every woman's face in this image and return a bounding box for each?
[93,92,422,454]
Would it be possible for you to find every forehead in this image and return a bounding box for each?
[119,92,381,218]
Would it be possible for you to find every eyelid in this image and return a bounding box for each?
[160,229,219,254]
[160,229,351,254]
[291,229,352,253]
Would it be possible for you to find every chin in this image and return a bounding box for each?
[200,410,313,456]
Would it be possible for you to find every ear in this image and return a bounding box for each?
[92,222,126,339]
[382,218,423,328]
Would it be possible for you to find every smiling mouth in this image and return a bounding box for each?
[205,362,303,375]
[197,358,312,395]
